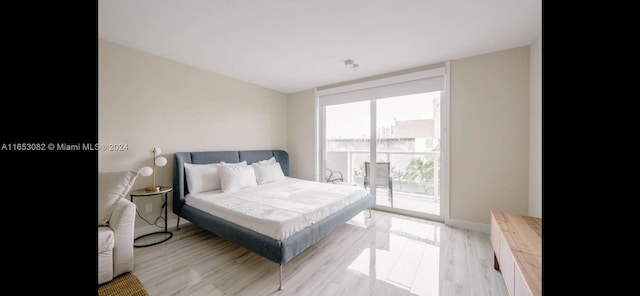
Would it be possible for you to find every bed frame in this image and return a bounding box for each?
[173,149,374,290]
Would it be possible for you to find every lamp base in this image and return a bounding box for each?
[145,186,161,192]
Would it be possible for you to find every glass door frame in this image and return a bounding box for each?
[316,62,450,223]
[371,95,443,222]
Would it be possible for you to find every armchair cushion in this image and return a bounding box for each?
[97,227,114,253]
[98,170,138,226]
[98,226,115,284]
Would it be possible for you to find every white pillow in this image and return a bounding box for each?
[218,164,257,192]
[98,170,138,226]
[184,163,221,193]
[252,162,286,185]
[219,160,247,167]
[256,157,276,165]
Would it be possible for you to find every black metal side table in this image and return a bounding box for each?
[130,186,173,247]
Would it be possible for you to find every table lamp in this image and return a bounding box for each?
[139,147,168,192]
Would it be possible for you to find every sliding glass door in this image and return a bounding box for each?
[318,67,448,221]
[321,93,443,220]
[323,101,370,187]
[375,92,441,216]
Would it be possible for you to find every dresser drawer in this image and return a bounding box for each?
[514,264,532,296]
[490,213,501,258]
[499,234,515,296]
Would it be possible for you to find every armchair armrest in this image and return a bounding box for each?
[110,198,136,276]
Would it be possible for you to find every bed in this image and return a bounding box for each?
[173,149,374,290]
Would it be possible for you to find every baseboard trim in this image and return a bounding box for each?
[445,218,490,233]
[134,218,192,237]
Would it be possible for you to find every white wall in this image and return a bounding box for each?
[98,39,287,234]
[450,46,530,224]
[528,33,542,218]
[287,89,317,181]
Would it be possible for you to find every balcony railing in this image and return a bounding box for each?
[325,150,440,199]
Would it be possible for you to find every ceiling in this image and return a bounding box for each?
[98,0,541,94]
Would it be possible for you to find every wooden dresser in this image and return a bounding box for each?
[490,211,542,296]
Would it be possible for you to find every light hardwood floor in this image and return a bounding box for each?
[133,211,508,296]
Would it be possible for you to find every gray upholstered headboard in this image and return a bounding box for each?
[173,150,290,215]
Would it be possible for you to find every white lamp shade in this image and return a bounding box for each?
[153,147,162,155]
[155,156,168,167]
[139,166,153,177]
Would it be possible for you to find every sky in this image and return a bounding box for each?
[326,91,440,139]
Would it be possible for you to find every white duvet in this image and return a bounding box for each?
[185,177,369,240]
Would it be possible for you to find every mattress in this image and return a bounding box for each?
[185,177,369,240]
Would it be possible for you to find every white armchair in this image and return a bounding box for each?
[98,170,138,285]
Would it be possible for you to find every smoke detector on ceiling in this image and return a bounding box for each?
[345,59,359,70]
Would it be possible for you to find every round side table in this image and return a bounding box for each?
[130,186,173,247]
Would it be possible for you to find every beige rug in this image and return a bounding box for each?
[98,272,149,296]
